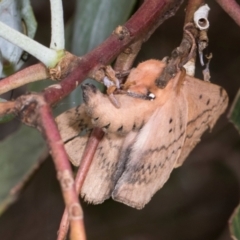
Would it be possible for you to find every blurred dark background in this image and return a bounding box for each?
[0,0,240,239]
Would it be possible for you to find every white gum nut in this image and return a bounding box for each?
[194,4,210,30]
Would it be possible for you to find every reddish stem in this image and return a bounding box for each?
[0,63,48,95]
[0,101,16,116]
[38,97,86,240]
[57,128,104,240]
[216,0,240,27]
[184,0,205,23]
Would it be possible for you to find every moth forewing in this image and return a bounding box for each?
[55,104,93,166]
[56,104,92,142]
[64,135,90,166]
[175,76,228,167]
[81,133,124,203]
[112,78,188,209]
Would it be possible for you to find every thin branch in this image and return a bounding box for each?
[0,101,16,116]
[114,39,143,74]
[155,0,204,88]
[57,128,104,240]
[14,94,86,240]
[0,63,49,95]
[50,0,65,50]
[0,21,60,67]
[216,0,240,27]
[38,99,86,240]
[184,0,205,24]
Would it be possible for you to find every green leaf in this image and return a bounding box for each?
[0,125,47,214]
[61,0,137,111]
[228,89,240,133]
[229,204,240,240]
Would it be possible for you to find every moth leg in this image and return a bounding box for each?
[103,68,121,108]
[202,53,212,82]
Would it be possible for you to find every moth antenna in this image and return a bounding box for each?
[115,69,131,82]
[202,53,212,82]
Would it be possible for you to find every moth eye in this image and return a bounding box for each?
[148,92,156,100]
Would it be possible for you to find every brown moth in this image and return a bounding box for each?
[56,59,228,209]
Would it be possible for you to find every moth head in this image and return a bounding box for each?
[122,60,167,100]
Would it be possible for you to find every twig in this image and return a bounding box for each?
[57,128,104,240]
[155,0,204,88]
[50,0,65,50]
[0,101,16,116]
[216,0,240,27]
[0,63,49,95]
[114,39,143,75]
[184,0,205,24]
[14,94,86,240]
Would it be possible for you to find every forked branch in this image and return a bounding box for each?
[14,94,86,240]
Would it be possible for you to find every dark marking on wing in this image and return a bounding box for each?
[138,120,145,130]
[103,123,110,129]
[117,126,123,132]
[187,96,227,126]
[186,95,227,140]
[125,142,183,185]
[112,145,133,184]
[199,94,202,99]
[96,140,121,179]
[169,118,173,124]
[206,99,210,105]
[169,128,172,133]
[141,130,185,158]
[186,114,211,139]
